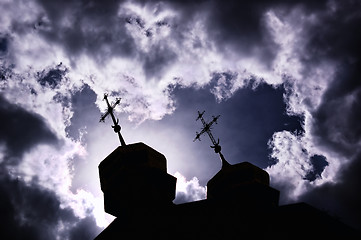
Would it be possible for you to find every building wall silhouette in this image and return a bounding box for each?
[95,143,359,239]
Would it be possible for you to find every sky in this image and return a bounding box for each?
[0,0,360,238]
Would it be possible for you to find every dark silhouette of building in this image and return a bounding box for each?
[95,142,359,239]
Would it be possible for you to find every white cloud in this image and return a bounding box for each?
[10,141,105,223]
[260,5,347,201]
[0,0,274,125]
[266,131,312,201]
[265,7,334,114]
[173,172,206,204]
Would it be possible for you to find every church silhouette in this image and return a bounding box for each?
[96,104,358,239]
[94,142,358,239]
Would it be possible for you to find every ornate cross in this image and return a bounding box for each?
[194,111,230,167]
[99,93,126,146]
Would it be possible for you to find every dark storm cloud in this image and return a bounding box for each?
[305,65,361,230]
[290,0,361,230]
[0,91,102,239]
[308,0,361,156]
[2,0,360,235]
[302,153,361,230]
[9,0,330,81]
[312,66,361,157]
[203,0,277,63]
[158,0,328,65]
[34,0,135,64]
[28,0,182,79]
[303,0,361,153]
[5,0,332,82]
[0,172,101,240]
[0,94,58,163]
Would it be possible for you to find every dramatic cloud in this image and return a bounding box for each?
[0,172,101,240]
[1,0,360,236]
[264,0,361,229]
[0,94,103,238]
[0,94,57,162]
[173,172,206,204]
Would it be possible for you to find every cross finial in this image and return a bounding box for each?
[194,111,230,168]
[99,93,126,146]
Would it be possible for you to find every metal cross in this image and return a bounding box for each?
[99,93,126,146]
[194,111,230,167]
